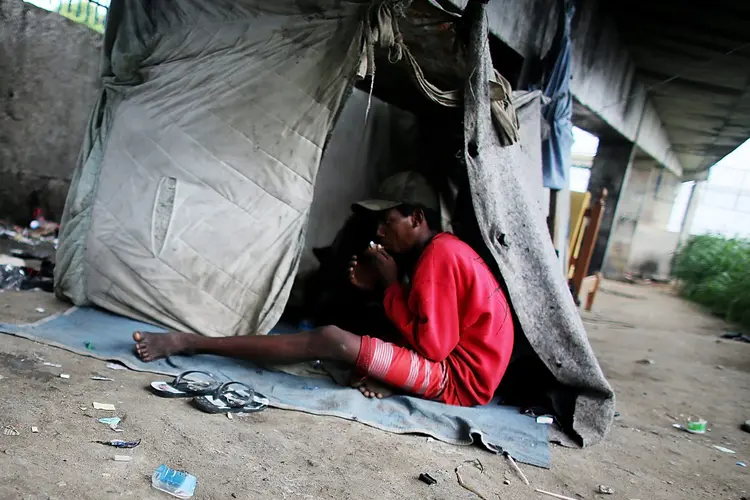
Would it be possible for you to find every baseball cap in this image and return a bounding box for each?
[352,172,439,213]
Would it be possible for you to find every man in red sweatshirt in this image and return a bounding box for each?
[133,172,514,407]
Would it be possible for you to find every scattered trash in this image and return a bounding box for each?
[503,452,529,486]
[84,342,95,350]
[426,437,435,443]
[93,402,116,411]
[597,485,615,494]
[614,412,621,418]
[226,413,233,420]
[636,358,654,365]
[96,439,141,449]
[737,462,747,468]
[712,445,736,454]
[106,363,128,371]
[742,420,750,434]
[114,455,133,462]
[418,473,437,485]
[720,331,750,343]
[98,417,121,427]
[111,425,125,433]
[35,307,45,313]
[686,419,707,434]
[3,426,19,436]
[31,426,39,433]
[672,423,684,430]
[536,416,554,425]
[59,374,70,379]
[0,264,25,290]
[535,488,577,500]
[152,464,197,499]
[90,376,114,381]
[455,459,487,500]
[42,362,62,368]
[503,479,510,485]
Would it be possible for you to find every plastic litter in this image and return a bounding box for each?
[31,426,39,433]
[0,265,25,290]
[91,376,114,381]
[106,363,128,371]
[93,402,116,411]
[536,416,554,425]
[84,342,95,350]
[737,462,747,467]
[98,417,121,427]
[59,374,70,379]
[114,455,133,462]
[35,307,45,313]
[96,439,141,449]
[686,419,707,434]
[152,464,197,499]
[712,445,735,454]
[742,420,750,433]
[3,426,19,436]
[636,358,654,365]
[42,362,62,368]
[597,484,615,494]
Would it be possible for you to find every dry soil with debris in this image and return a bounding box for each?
[0,280,748,499]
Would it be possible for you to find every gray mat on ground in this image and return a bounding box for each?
[0,306,550,468]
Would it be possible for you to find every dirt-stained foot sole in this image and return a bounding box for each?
[132,331,196,362]
[351,378,394,399]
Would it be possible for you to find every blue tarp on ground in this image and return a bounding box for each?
[0,306,550,468]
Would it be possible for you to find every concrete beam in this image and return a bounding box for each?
[443,0,684,176]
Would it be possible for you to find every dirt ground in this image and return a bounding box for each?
[0,279,748,499]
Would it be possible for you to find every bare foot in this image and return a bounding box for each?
[132,331,198,362]
[351,377,394,399]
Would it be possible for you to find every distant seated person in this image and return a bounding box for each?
[133,172,514,406]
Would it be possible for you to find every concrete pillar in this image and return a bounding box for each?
[601,156,659,277]
[679,181,704,245]
[623,167,683,280]
[585,134,635,274]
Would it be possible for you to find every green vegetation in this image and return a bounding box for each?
[671,234,750,328]
[57,1,106,33]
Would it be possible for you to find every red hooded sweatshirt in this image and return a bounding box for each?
[383,233,514,406]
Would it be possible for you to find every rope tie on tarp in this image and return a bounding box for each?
[357,0,519,146]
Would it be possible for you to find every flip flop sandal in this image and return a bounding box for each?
[192,381,269,414]
[149,370,221,398]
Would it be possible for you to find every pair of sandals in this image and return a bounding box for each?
[150,370,269,414]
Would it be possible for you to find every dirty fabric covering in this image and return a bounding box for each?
[55,0,366,336]
[541,2,575,190]
[460,2,614,446]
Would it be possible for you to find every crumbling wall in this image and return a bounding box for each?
[0,1,101,224]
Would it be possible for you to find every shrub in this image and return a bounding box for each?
[672,234,750,328]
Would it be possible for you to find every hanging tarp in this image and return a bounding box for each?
[55,0,367,336]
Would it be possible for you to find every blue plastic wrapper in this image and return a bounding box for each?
[152,464,197,499]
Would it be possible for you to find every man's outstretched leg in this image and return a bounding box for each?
[133,326,361,365]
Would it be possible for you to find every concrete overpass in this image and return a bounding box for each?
[443,0,750,279]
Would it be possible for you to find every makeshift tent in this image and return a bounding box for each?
[55,0,614,446]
